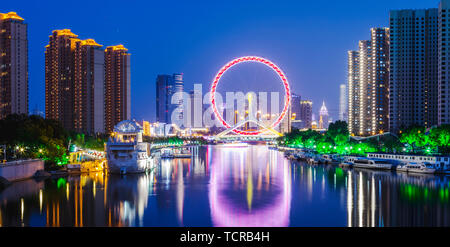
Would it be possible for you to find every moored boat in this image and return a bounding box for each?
[353,158,394,170]
[106,120,153,174]
[396,162,436,174]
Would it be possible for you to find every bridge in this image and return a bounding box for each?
[211,118,282,142]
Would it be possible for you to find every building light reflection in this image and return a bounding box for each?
[209,146,291,227]
[347,171,353,227]
[39,189,43,213]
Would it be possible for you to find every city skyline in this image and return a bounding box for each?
[0,0,441,123]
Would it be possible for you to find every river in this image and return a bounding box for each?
[1,144,450,227]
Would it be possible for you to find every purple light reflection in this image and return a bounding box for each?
[208,145,292,227]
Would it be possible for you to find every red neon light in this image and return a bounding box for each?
[210,56,291,136]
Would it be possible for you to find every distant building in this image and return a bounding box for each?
[188,84,203,128]
[311,113,318,130]
[347,27,389,136]
[279,107,291,134]
[104,45,131,134]
[299,100,312,129]
[156,73,184,124]
[339,84,347,121]
[291,93,301,121]
[0,12,28,119]
[319,101,329,129]
[141,120,150,136]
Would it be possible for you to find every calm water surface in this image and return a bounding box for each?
[1,145,450,227]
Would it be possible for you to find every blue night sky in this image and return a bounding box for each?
[2,0,441,122]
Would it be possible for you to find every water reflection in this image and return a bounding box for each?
[208,146,291,227]
[0,145,450,226]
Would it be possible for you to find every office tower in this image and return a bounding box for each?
[389,8,438,132]
[45,29,106,134]
[339,84,348,121]
[291,93,301,120]
[156,73,184,124]
[156,75,171,123]
[0,12,28,119]
[104,45,131,133]
[347,28,389,136]
[299,100,312,129]
[319,101,329,129]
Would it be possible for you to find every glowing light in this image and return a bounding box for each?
[52,29,78,37]
[80,39,102,47]
[39,189,43,213]
[20,198,24,222]
[0,12,24,21]
[210,56,291,136]
[106,44,128,52]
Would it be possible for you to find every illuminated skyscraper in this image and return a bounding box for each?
[290,93,301,120]
[348,28,389,136]
[156,73,184,124]
[104,45,131,133]
[290,93,302,130]
[347,51,360,135]
[299,100,312,129]
[45,29,105,134]
[45,29,79,130]
[0,12,28,119]
[319,101,329,129]
[74,39,105,134]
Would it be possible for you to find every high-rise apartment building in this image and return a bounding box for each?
[45,30,105,134]
[74,39,105,134]
[348,51,360,135]
[299,100,312,129]
[156,73,184,124]
[347,28,389,136]
[0,12,28,119]
[45,29,79,131]
[389,8,438,132]
[339,84,348,121]
[439,1,450,125]
[104,45,131,133]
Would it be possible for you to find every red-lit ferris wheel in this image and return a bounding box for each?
[210,56,291,136]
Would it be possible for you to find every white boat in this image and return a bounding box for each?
[339,156,359,168]
[353,158,393,170]
[160,148,192,159]
[396,162,436,174]
[106,120,153,174]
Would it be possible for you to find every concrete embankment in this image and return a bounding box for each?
[0,159,45,186]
